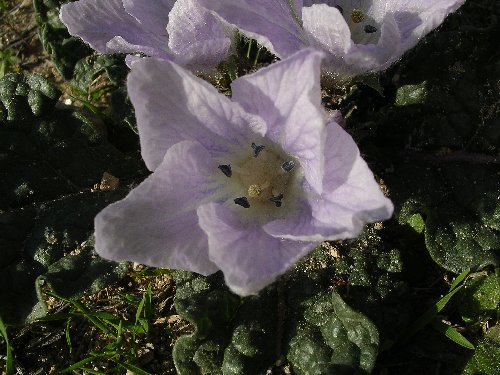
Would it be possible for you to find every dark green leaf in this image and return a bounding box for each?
[0,73,145,325]
[172,227,406,374]
[288,291,379,374]
[463,325,500,375]
[458,271,500,324]
[0,72,60,122]
[34,0,92,79]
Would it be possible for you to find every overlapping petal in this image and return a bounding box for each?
[231,48,325,193]
[95,49,394,296]
[381,0,466,51]
[167,0,233,68]
[198,203,316,296]
[123,0,175,36]
[303,6,401,75]
[60,0,233,68]
[264,121,393,241]
[94,141,220,275]
[198,0,308,58]
[60,0,173,59]
[201,0,465,77]
[127,58,266,171]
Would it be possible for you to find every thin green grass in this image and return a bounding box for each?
[0,48,21,79]
[40,287,158,374]
[382,269,473,351]
[0,316,14,375]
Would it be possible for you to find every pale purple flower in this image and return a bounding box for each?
[94,49,393,296]
[198,0,465,77]
[59,0,233,68]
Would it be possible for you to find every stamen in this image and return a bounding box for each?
[218,164,232,177]
[269,193,284,208]
[248,184,262,198]
[234,197,250,208]
[281,160,295,172]
[251,143,265,157]
[351,9,365,24]
[364,25,377,33]
[335,5,343,15]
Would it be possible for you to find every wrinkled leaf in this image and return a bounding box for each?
[463,325,500,375]
[288,291,378,375]
[458,271,500,324]
[172,225,407,374]
[0,73,145,325]
[364,0,500,273]
[34,0,92,79]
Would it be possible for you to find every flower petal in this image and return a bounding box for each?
[94,141,220,275]
[302,4,352,58]
[127,58,266,171]
[198,0,307,58]
[264,121,394,241]
[122,0,174,36]
[60,0,172,59]
[167,0,232,68]
[231,49,326,194]
[389,0,465,50]
[197,202,316,296]
[302,4,401,76]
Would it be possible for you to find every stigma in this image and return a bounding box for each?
[351,9,364,24]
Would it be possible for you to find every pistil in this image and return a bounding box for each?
[351,9,365,24]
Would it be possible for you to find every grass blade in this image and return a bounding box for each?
[389,270,471,349]
[60,356,96,373]
[65,316,73,354]
[0,316,13,375]
[45,291,117,338]
[115,360,153,375]
[78,367,108,375]
[431,320,475,350]
[448,269,470,292]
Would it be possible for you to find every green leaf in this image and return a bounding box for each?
[33,0,92,79]
[463,325,500,375]
[0,73,145,325]
[395,82,427,106]
[289,291,379,374]
[71,54,127,93]
[362,1,500,274]
[405,213,425,234]
[171,228,405,374]
[0,72,60,122]
[458,271,500,324]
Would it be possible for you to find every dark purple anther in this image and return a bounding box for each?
[251,143,265,157]
[234,197,250,208]
[218,164,232,177]
[269,193,284,207]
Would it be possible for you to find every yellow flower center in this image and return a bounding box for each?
[217,141,302,221]
[351,9,365,24]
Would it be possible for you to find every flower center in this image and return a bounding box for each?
[324,1,381,45]
[217,141,301,222]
